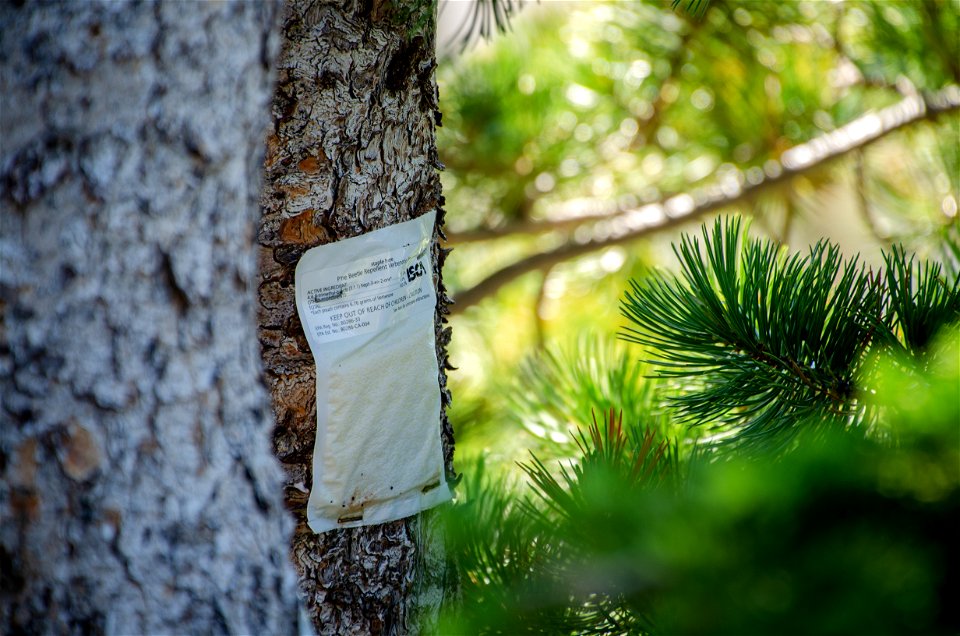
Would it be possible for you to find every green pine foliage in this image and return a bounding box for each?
[442,416,676,635]
[447,0,523,50]
[882,243,960,353]
[436,0,959,631]
[507,338,678,452]
[439,219,960,635]
[619,217,960,450]
[519,408,677,525]
[672,0,711,18]
[439,458,560,629]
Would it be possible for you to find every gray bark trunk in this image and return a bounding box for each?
[257,0,454,633]
[0,2,298,633]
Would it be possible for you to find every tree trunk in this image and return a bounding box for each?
[0,2,298,633]
[257,0,454,633]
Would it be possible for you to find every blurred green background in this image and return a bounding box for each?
[432,1,959,633]
[436,0,958,476]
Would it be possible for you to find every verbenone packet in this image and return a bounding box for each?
[294,210,451,533]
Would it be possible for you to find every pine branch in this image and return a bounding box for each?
[620,217,882,449]
[881,243,960,352]
[519,409,675,523]
[449,86,960,313]
[671,0,711,19]
[508,337,664,448]
[509,407,673,634]
[441,0,524,53]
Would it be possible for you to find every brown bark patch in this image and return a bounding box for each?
[297,156,322,174]
[60,423,102,482]
[11,439,39,488]
[279,184,310,199]
[279,209,327,244]
[265,134,280,170]
[9,490,41,521]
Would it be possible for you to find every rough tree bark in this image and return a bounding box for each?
[1,2,298,633]
[257,0,455,633]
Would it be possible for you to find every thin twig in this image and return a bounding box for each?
[853,149,888,243]
[533,265,553,349]
[449,86,960,314]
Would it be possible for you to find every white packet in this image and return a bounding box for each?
[294,210,451,533]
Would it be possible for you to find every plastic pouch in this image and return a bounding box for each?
[294,211,450,533]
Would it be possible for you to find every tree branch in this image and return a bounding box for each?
[444,206,617,244]
[449,86,960,314]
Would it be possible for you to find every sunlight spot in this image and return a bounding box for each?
[544,273,567,300]
[720,172,743,197]
[813,110,833,131]
[764,75,781,99]
[943,195,957,218]
[557,110,578,132]
[515,156,533,176]
[518,74,536,95]
[845,113,882,141]
[665,194,695,217]
[568,36,591,58]
[746,167,765,185]
[535,172,556,193]
[566,83,597,108]
[541,412,561,430]
[526,422,547,439]
[600,248,626,273]
[691,87,714,111]
[656,126,679,149]
[661,12,683,33]
[603,24,623,44]
[560,158,580,178]
[764,160,783,178]
[630,98,654,120]
[624,59,652,88]
[734,143,754,163]
[618,193,639,210]
[574,123,594,142]
[882,6,906,28]
[848,7,869,27]
[611,216,628,236]
[830,58,863,89]
[659,83,680,104]
[642,153,664,177]
[637,204,665,225]
[592,221,612,241]
[684,155,716,183]
[640,186,660,203]
[781,145,814,170]
[591,173,614,197]
[613,153,637,172]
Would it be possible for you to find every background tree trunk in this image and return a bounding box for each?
[0,2,298,633]
[257,0,454,632]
